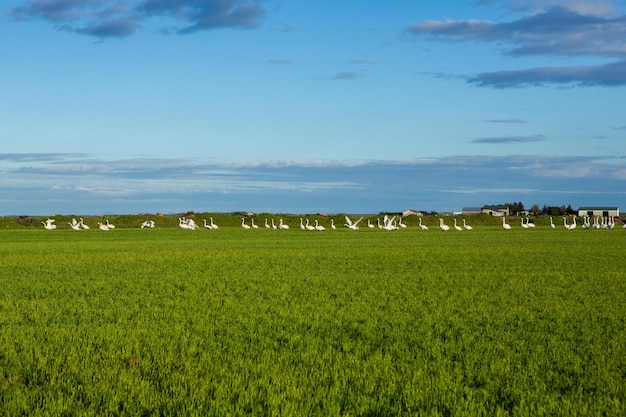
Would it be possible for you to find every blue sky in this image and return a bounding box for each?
[2,0,625,215]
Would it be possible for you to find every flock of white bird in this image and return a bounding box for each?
[42,217,119,231]
[500,216,620,230]
[41,215,625,231]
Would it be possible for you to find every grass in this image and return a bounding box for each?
[1,225,625,415]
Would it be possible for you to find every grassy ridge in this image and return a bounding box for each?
[1,228,625,415]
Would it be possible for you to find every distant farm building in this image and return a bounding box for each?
[402,210,424,217]
[577,207,619,217]
[461,207,482,215]
[481,205,509,216]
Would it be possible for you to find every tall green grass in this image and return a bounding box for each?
[1,227,625,415]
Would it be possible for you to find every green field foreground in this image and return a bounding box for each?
[1,227,625,416]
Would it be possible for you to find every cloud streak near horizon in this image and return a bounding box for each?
[2,153,625,215]
[8,0,265,38]
[408,5,626,88]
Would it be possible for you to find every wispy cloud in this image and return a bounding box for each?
[613,125,626,130]
[328,71,360,80]
[8,0,265,39]
[470,61,626,88]
[267,59,294,65]
[472,135,545,144]
[408,5,626,88]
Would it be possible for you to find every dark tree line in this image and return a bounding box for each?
[497,202,575,216]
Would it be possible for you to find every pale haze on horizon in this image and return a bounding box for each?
[1,0,625,215]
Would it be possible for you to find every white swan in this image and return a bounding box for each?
[521,218,529,229]
[271,219,277,230]
[179,217,191,229]
[265,218,271,229]
[105,220,115,229]
[439,218,450,231]
[462,218,472,231]
[330,219,336,229]
[279,219,289,229]
[453,219,463,231]
[97,222,110,231]
[550,217,555,229]
[203,219,213,229]
[398,217,407,228]
[418,218,428,230]
[68,220,81,231]
[79,218,90,229]
[526,218,535,228]
[210,218,218,229]
[251,218,259,229]
[564,216,576,230]
[305,219,315,231]
[367,219,375,229]
[344,215,362,231]
[241,218,251,229]
[502,217,511,230]
[42,219,56,230]
[315,220,325,231]
[300,218,306,230]
[383,215,397,231]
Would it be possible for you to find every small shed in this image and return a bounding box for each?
[577,207,619,217]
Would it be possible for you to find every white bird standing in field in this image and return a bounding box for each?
[526,218,535,228]
[315,220,325,231]
[550,217,555,229]
[383,215,397,231]
[279,219,289,229]
[251,218,259,229]
[367,219,375,228]
[68,220,81,231]
[203,219,213,229]
[344,215,362,230]
[398,217,407,228]
[241,218,250,229]
[439,218,450,231]
[462,219,472,231]
[502,217,511,230]
[418,218,428,230]
[105,220,115,229]
[179,217,191,229]
[79,218,90,229]
[521,218,529,229]
[453,219,463,231]
[300,218,306,230]
[564,216,576,230]
[330,219,336,230]
[97,222,110,231]
[42,219,56,230]
[209,218,218,229]
[265,218,271,229]
[305,219,315,231]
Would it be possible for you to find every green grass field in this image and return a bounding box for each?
[1,223,625,416]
